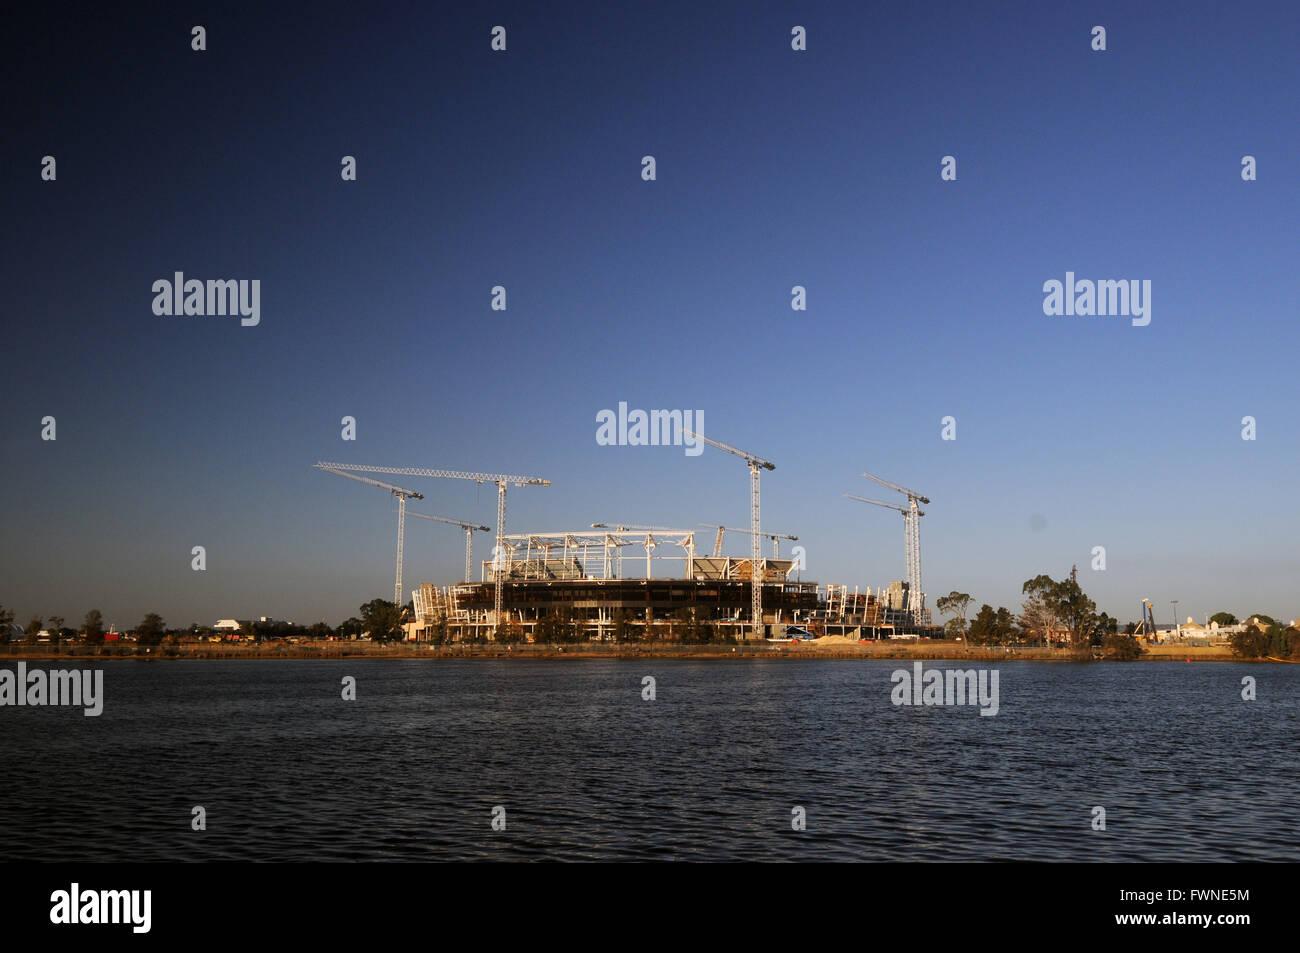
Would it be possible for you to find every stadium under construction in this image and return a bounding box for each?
[313,449,937,643]
[409,528,931,642]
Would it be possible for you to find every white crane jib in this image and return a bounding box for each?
[682,431,775,636]
[698,524,797,558]
[316,462,551,627]
[314,464,424,606]
[407,511,492,583]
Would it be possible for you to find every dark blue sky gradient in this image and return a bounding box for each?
[3,1,1297,628]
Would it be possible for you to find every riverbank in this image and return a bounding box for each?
[0,641,1245,661]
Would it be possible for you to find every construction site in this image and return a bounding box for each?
[314,433,939,642]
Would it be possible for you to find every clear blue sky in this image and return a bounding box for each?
[3,0,1297,630]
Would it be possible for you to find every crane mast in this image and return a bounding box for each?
[683,431,775,638]
[860,473,930,618]
[407,511,491,583]
[315,465,424,606]
[844,488,929,623]
[317,462,550,629]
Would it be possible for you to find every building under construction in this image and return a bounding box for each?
[314,450,937,643]
[408,527,927,642]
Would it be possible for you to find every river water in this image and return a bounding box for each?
[2,659,1295,861]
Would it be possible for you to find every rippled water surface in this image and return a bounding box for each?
[2,659,1296,861]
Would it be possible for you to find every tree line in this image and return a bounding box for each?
[936,574,1134,659]
[935,578,1297,660]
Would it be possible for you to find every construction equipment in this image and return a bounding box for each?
[315,465,424,605]
[316,462,550,626]
[407,511,491,583]
[858,472,930,619]
[844,490,927,620]
[698,524,797,558]
[1135,598,1160,642]
[683,431,775,636]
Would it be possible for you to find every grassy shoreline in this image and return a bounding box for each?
[0,642,1245,662]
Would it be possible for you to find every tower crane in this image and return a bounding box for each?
[316,462,550,627]
[697,524,797,558]
[843,493,926,619]
[407,511,491,583]
[314,465,424,605]
[682,431,775,637]
[852,470,931,619]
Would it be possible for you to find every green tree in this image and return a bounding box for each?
[0,604,12,644]
[1102,633,1144,660]
[969,604,1017,645]
[536,608,578,643]
[611,610,633,643]
[47,615,65,646]
[1229,625,1270,659]
[1092,612,1119,646]
[359,599,403,643]
[1209,612,1237,627]
[24,616,43,645]
[935,592,973,642]
[83,610,105,644]
[1055,578,1100,646]
[673,607,694,643]
[995,607,1017,643]
[337,617,363,639]
[1020,574,1098,647]
[1019,576,1063,645]
[690,608,714,644]
[1264,623,1292,658]
[137,613,166,646]
[306,621,332,641]
[968,604,998,645]
[1246,614,1275,627]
